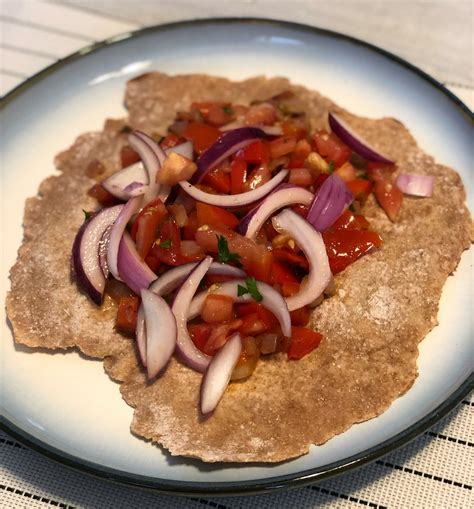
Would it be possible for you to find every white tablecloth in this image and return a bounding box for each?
[1,1,472,508]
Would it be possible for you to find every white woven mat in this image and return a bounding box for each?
[1,1,473,507]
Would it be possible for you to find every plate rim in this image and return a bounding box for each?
[1,17,473,497]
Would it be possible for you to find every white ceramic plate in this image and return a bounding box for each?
[1,19,472,495]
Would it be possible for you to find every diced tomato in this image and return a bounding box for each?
[150,218,189,266]
[131,198,168,258]
[182,210,199,240]
[281,119,308,140]
[313,130,351,168]
[294,138,312,158]
[230,158,247,194]
[203,168,231,194]
[196,202,239,229]
[237,140,270,164]
[236,303,278,330]
[183,122,221,153]
[243,164,271,191]
[205,273,241,285]
[120,146,141,168]
[201,294,234,323]
[245,249,273,283]
[204,319,243,355]
[87,183,119,206]
[332,210,370,231]
[288,327,323,360]
[245,103,277,125]
[238,313,268,336]
[282,281,300,297]
[291,204,309,218]
[287,134,312,167]
[263,219,279,241]
[313,172,330,190]
[290,307,311,326]
[322,229,383,274]
[160,133,181,150]
[189,323,212,353]
[288,155,306,169]
[289,167,313,186]
[334,161,357,182]
[180,240,205,261]
[191,102,234,126]
[269,136,297,159]
[373,180,403,221]
[195,226,271,279]
[116,296,139,334]
[273,248,308,269]
[346,178,373,203]
[144,255,161,272]
[271,260,299,285]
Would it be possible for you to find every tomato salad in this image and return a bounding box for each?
[73,92,434,414]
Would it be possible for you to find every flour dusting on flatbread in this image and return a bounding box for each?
[7,73,471,462]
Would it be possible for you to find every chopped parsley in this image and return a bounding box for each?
[217,235,242,267]
[82,209,92,221]
[328,160,335,174]
[223,105,234,115]
[159,239,172,249]
[237,277,263,302]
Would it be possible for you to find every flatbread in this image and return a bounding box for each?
[6,73,472,462]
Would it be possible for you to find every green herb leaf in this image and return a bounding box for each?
[223,105,234,115]
[328,160,335,174]
[237,277,263,302]
[160,239,172,249]
[237,284,249,297]
[245,277,263,302]
[217,235,242,267]
[82,209,92,221]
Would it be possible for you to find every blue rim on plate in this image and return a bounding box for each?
[1,17,473,496]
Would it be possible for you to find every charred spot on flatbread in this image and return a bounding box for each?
[6,73,471,462]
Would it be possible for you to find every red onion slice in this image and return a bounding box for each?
[98,224,113,278]
[117,232,157,295]
[189,279,291,337]
[165,140,194,160]
[191,127,267,184]
[72,205,123,305]
[306,174,353,232]
[141,289,177,379]
[273,209,332,311]
[102,162,147,200]
[149,262,245,296]
[328,112,394,164]
[157,184,172,203]
[200,332,242,415]
[129,131,163,204]
[180,170,288,209]
[237,184,313,239]
[134,130,166,165]
[106,195,142,281]
[395,172,434,197]
[171,256,213,372]
[135,306,147,367]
